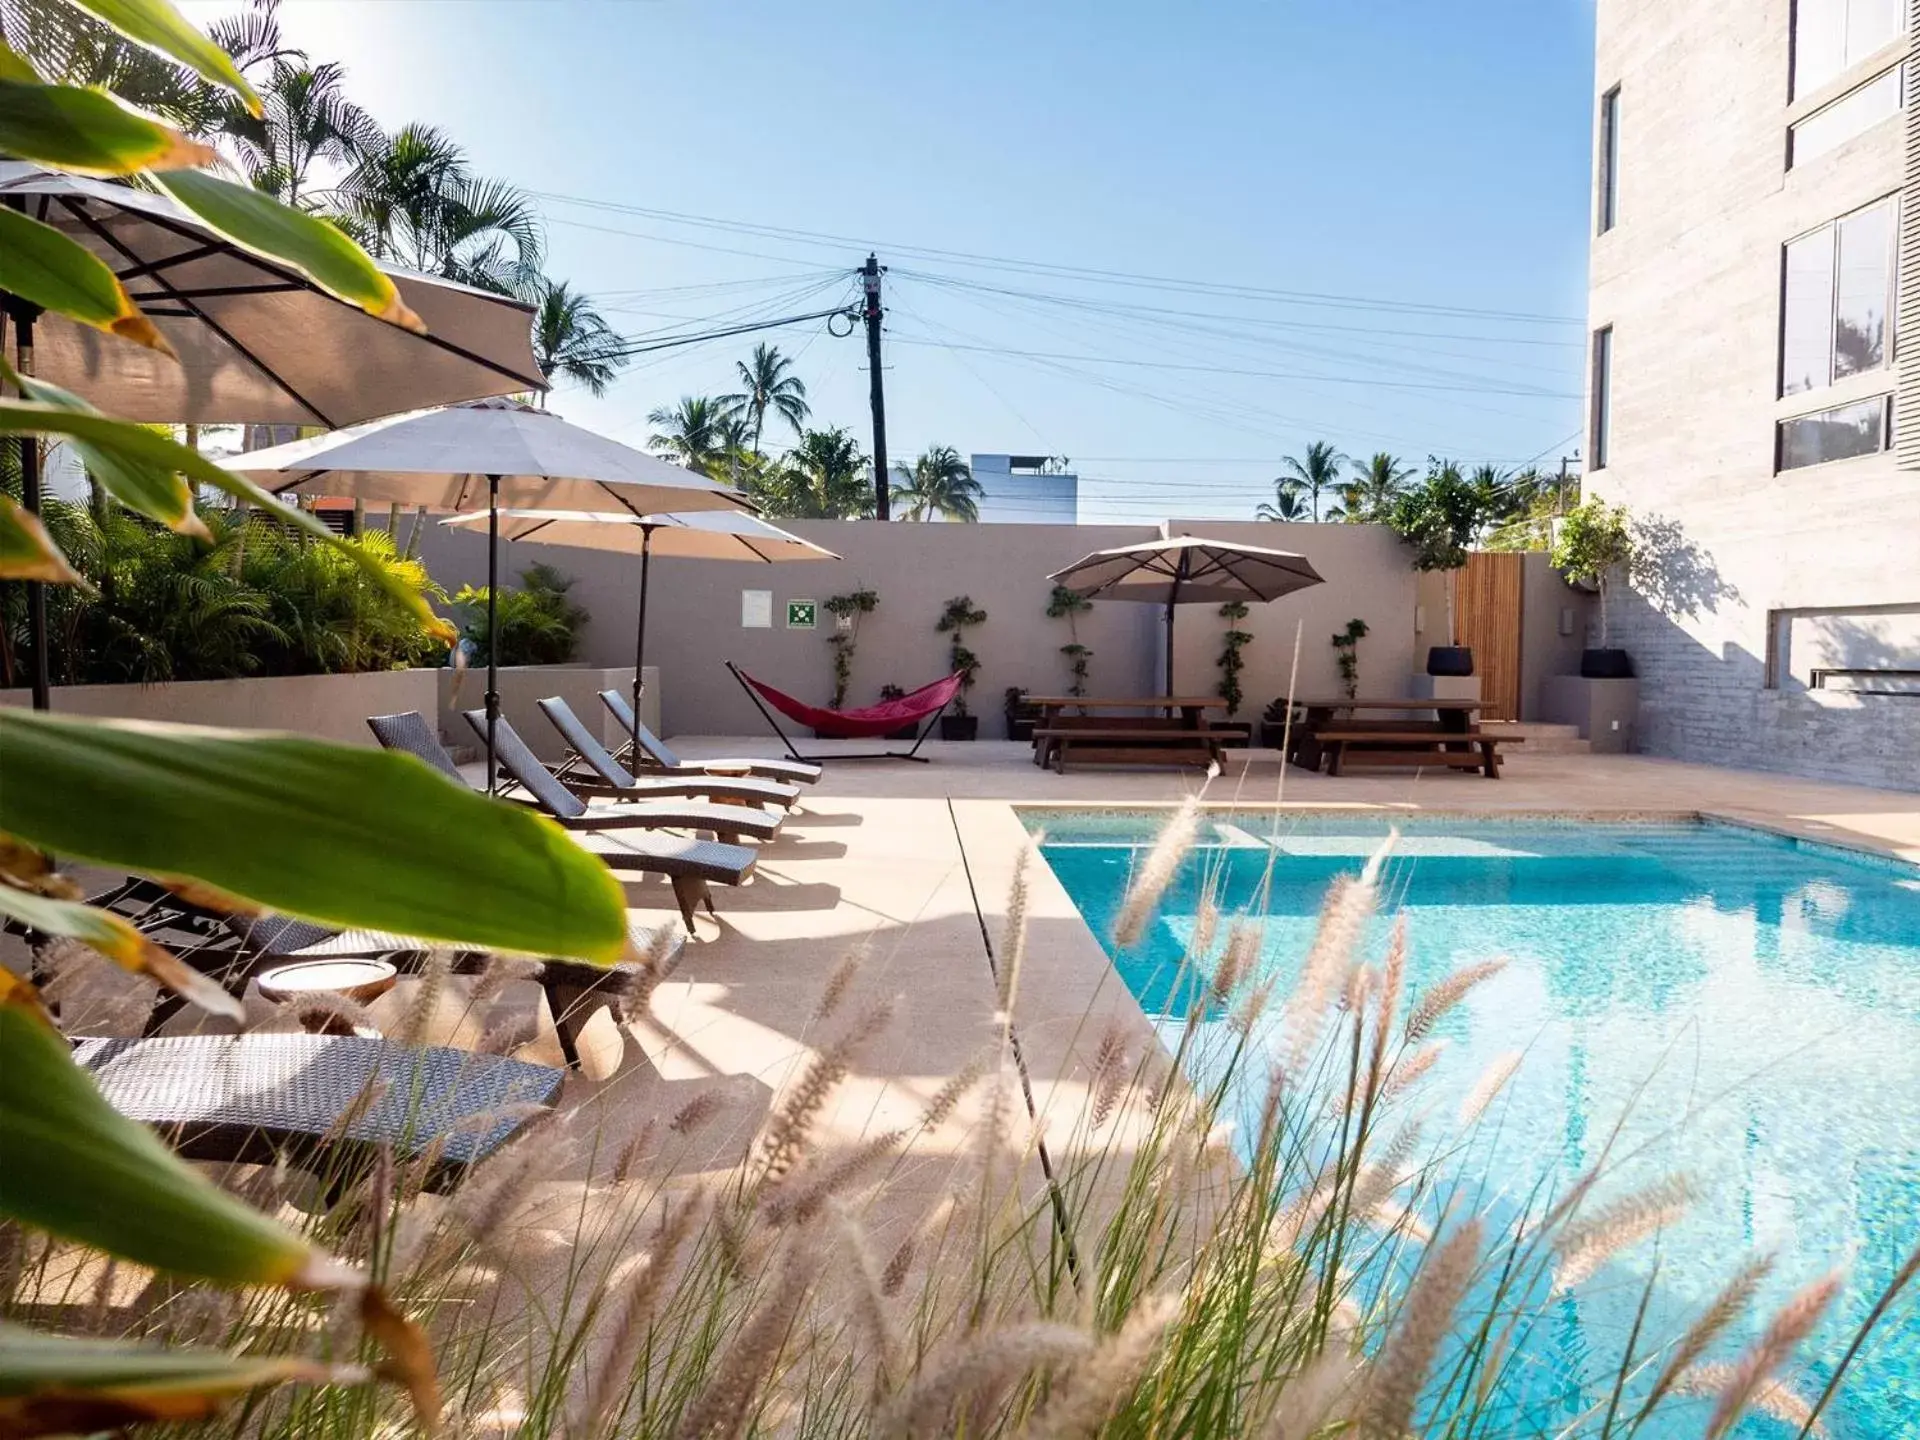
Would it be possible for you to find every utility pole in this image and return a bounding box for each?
[862,253,889,520]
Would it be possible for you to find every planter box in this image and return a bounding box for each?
[1542,675,1639,754]
[437,664,652,763]
[0,669,440,747]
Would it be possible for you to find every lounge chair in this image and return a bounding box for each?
[366,712,760,928]
[599,689,824,785]
[75,1031,562,1193]
[540,696,800,809]
[457,710,785,846]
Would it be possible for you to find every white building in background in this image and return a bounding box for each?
[969,454,1078,524]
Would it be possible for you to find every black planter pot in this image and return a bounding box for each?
[1260,721,1291,749]
[1579,647,1635,679]
[1426,645,1475,677]
[1006,717,1037,743]
[884,724,919,741]
[940,714,979,742]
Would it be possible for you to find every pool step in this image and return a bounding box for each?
[1481,721,1589,755]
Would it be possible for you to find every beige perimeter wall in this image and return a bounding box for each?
[413,520,1454,739]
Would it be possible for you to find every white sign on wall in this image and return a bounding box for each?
[741,589,773,629]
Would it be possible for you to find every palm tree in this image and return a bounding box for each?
[221,60,379,207]
[770,428,870,520]
[720,344,809,455]
[890,446,983,522]
[527,279,627,401]
[647,397,728,475]
[1255,477,1311,522]
[336,123,543,293]
[1337,452,1415,524]
[1274,441,1349,521]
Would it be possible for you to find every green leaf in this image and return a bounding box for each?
[0,381,201,536]
[0,391,455,642]
[0,79,215,176]
[0,1323,361,1438]
[0,975,352,1288]
[0,886,240,1019]
[0,38,40,83]
[0,710,634,966]
[63,0,262,117]
[0,495,87,586]
[0,207,173,354]
[153,169,424,333]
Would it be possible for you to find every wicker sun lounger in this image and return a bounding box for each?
[598,690,823,786]
[76,1031,562,1193]
[458,710,784,846]
[366,712,759,929]
[539,696,800,809]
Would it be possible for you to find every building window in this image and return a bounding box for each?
[1793,0,1905,99]
[1789,64,1903,165]
[1590,325,1612,471]
[1777,395,1890,469]
[1780,197,1895,395]
[1598,86,1620,232]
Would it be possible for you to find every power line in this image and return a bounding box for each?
[533,191,1586,325]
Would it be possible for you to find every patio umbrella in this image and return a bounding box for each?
[0,162,545,710]
[227,400,754,793]
[440,508,838,757]
[1048,533,1325,695]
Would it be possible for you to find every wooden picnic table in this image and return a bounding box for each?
[1026,695,1229,771]
[1284,697,1485,772]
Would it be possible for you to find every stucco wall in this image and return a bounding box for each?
[413,520,1442,738]
[1588,0,1920,790]
[0,668,439,746]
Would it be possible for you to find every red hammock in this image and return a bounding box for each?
[735,669,965,739]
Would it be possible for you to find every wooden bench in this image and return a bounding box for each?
[1033,726,1225,773]
[1314,728,1522,779]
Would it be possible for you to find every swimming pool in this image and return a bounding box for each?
[1030,811,1920,1439]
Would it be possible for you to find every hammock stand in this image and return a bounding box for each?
[726,664,965,763]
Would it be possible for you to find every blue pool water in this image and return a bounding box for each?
[1032,812,1920,1439]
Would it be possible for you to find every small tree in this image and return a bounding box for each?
[1046,583,1094,697]
[824,587,878,708]
[936,595,988,716]
[1331,617,1370,701]
[1388,460,1486,647]
[1216,600,1253,716]
[1551,498,1636,648]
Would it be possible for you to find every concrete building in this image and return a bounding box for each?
[968,454,1079,523]
[1587,0,1920,790]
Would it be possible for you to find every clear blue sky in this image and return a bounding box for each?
[187,0,1598,521]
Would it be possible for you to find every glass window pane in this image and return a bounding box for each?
[1591,327,1612,470]
[1834,200,1892,378]
[1782,227,1836,395]
[1790,64,1903,166]
[1778,397,1887,469]
[1795,0,1849,95]
[1599,88,1619,231]
[1846,0,1905,64]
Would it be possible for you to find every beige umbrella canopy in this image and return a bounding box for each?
[0,164,544,426]
[441,509,839,753]
[227,401,754,792]
[1049,533,1324,694]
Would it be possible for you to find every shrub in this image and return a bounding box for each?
[1551,498,1637,648]
[936,594,988,716]
[824,587,879,708]
[453,562,588,667]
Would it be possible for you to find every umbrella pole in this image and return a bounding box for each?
[631,525,654,760]
[485,473,500,796]
[4,297,51,711]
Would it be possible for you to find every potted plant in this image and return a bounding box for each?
[1004,686,1039,742]
[1213,600,1254,746]
[877,683,919,741]
[1046,584,1094,698]
[1331,618,1370,703]
[1388,461,1486,676]
[822,586,878,713]
[1260,697,1299,750]
[1551,497,1637,678]
[935,595,987,740]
